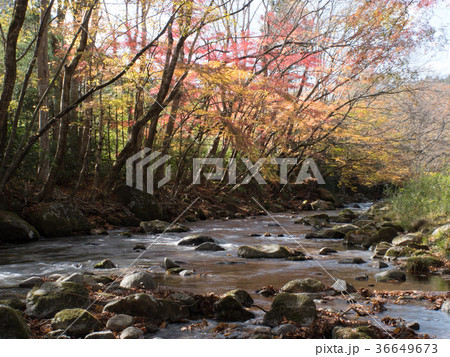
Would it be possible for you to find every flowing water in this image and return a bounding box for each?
[1,203,449,338]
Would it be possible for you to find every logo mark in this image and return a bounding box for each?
[126,148,171,194]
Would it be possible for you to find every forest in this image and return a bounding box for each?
[0,0,449,342]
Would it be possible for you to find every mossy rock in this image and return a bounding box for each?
[362,227,398,248]
[157,299,190,322]
[384,246,415,259]
[281,278,325,293]
[237,244,302,259]
[263,293,317,327]
[51,308,100,337]
[94,259,117,269]
[213,296,255,322]
[0,298,26,311]
[103,293,162,322]
[26,282,90,319]
[0,210,40,244]
[221,289,254,307]
[343,227,377,246]
[140,220,189,234]
[333,325,377,339]
[406,256,442,273]
[25,202,90,238]
[0,305,31,338]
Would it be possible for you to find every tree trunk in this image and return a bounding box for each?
[0,0,28,154]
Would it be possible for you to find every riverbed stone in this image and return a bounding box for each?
[374,269,406,282]
[372,242,392,259]
[103,293,162,322]
[113,185,162,222]
[343,227,377,246]
[163,257,180,270]
[281,278,325,294]
[338,257,366,264]
[85,331,116,339]
[263,293,317,327]
[25,202,90,238]
[26,282,90,319]
[392,233,423,247]
[106,314,134,332]
[120,326,144,339]
[330,209,359,223]
[237,244,303,259]
[120,272,156,290]
[140,220,189,234]
[177,235,215,246]
[368,261,388,269]
[384,246,415,259]
[406,255,442,273]
[332,279,356,293]
[158,299,190,322]
[19,276,43,288]
[221,289,254,307]
[363,227,398,248]
[305,228,345,239]
[441,300,450,313]
[431,224,450,239]
[333,224,359,234]
[0,298,26,311]
[51,308,100,338]
[295,214,330,228]
[170,293,200,314]
[272,323,298,337]
[0,210,40,244]
[333,325,377,339]
[195,242,225,251]
[0,305,31,338]
[213,296,255,322]
[319,247,338,255]
[311,200,335,211]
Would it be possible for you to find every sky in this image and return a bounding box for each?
[412,2,450,77]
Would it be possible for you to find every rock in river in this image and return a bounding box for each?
[281,278,325,294]
[195,242,225,251]
[94,259,117,269]
[163,257,180,270]
[338,257,366,264]
[0,305,31,338]
[140,220,189,234]
[441,300,450,313]
[120,326,144,339]
[333,325,378,339]
[374,269,406,282]
[177,235,215,246]
[103,294,162,322]
[221,289,254,307]
[120,272,156,290]
[263,293,317,327]
[51,308,100,338]
[213,296,255,322]
[332,279,356,293]
[305,228,345,239]
[237,244,303,259]
[85,331,116,339]
[26,282,90,319]
[319,247,337,255]
[0,210,40,244]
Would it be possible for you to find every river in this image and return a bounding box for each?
[1,203,449,338]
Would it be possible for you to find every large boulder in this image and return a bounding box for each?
[120,272,156,290]
[392,233,423,247]
[140,220,189,234]
[343,227,377,246]
[213,296,255,322]
[375,269,406,282]
[0,210,40,244]
[177,235,215,246]
[362,227,398,248]
[263,293,317,327]
[0,305,31,338]
[103,294,162,322]
[113,185,162,221]
[281,278,325,294]
[26,282,90,319]
[25,202,90,237]
[221,289,254,307]
[51,308,99,337]
[331,209,359,223]
[237,244,303,259]
[406,255,442,273]
[305,228,345,239]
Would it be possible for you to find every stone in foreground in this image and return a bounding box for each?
[51,308,100,337]
[213,296,255,322]
[0,305,31,338]
[120,272,156,290]
[281,278,325,294]
[263,293,317,327]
